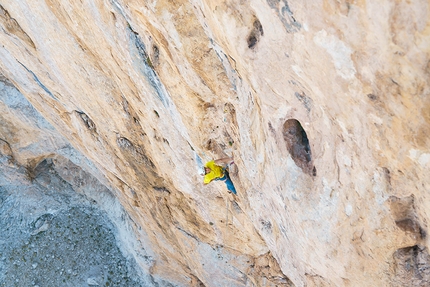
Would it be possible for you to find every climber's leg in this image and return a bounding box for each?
[224,176,237,194]
[222,170,237,195]
[216,169,237,195]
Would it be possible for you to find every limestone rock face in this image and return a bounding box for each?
[0,0,429,286]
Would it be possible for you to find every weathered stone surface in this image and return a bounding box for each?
[0,0,429,286]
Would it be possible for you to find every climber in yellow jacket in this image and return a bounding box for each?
[203,156,236,194]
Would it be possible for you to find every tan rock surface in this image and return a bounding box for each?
[0,0,429,286]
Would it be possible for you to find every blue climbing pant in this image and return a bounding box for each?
[216,170,237,194]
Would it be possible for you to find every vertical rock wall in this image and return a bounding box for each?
[0,0,429,286]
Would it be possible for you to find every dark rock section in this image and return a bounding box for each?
[1,207,142,287]
[388,195,425,240]
[76,111,97,133]
[247,18,264,49]
[283,119,316,176]
[391,245,430,287]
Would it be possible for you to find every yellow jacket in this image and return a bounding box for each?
[203,160,224,184]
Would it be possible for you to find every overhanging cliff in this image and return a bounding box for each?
[0,1,429,286]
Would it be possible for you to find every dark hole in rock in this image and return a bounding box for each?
[367,93,378,101]
[283,119,315,176]
[153,186,170,194]
[392,245,430,286]
[247,19,264,49]
[253,19,264,36]
[247,33,258,48]
[206,139,215,151]
[117,137,133,149]
[76,111,96,131]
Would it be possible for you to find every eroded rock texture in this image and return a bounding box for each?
[0,0,429,286]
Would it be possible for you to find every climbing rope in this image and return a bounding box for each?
[225,196,229,227]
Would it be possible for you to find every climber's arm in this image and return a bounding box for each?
[214,156,234,166]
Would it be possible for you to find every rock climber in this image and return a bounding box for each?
[203,156,237,195]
